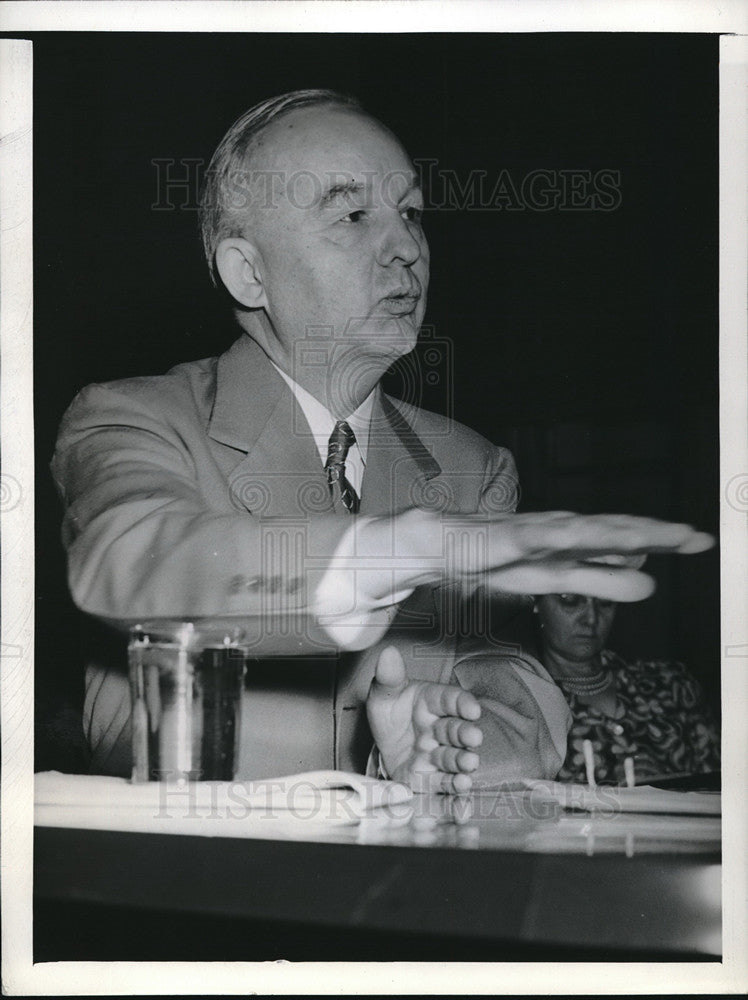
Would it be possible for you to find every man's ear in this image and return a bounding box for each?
[215,237,268,309]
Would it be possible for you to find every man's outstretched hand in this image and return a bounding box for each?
[357,509,715,604]
[366,646,483,794]
[475,512,715,602]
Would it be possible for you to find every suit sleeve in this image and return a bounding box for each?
[51,382,357,653]
[477,443,520,515]
[452,653,571,783]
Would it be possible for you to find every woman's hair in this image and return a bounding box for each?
[199,89,362,286]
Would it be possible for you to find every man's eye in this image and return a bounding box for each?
[402,206,423,223]
[558,594,582,607]
[340,209,366,223]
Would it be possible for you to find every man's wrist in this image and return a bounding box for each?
[311,509,445,651]
[356,508,445,594]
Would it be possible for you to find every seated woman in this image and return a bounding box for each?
[532,592,720,784]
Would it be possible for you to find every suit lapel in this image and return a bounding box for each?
[208,335,334,517]
[361,389,441,515]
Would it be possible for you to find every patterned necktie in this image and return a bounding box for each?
[324,420,360,513]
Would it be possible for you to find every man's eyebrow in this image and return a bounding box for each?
[317,175,423,208]
[319,180,366,206]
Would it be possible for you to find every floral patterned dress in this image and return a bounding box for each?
[556,650,720,785]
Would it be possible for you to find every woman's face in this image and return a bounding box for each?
[536,594,616,664]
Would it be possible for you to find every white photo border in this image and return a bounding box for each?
[1,2,746,995]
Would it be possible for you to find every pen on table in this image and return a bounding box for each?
[582,739,596,789]
[625,831,635,858]
[624,756,636,788]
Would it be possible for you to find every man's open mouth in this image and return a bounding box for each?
[378,293,420,316]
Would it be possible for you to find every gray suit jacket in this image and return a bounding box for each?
[52,333,529,778]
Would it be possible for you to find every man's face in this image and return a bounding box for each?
[244,105,430,400]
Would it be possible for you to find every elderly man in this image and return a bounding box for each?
[52,89,711,789]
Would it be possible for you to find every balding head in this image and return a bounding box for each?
[199,89,361,286]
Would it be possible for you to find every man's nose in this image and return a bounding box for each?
[376,212,424,267]
[579,598,599,627]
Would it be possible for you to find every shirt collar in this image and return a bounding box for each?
[269,361,374,464]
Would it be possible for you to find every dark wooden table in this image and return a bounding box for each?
[34,807,721,962]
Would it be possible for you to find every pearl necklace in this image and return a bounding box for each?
[553,669,613,698]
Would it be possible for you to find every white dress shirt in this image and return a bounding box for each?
[270,361,373,497]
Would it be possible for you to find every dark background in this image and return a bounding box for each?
[17,31,719,770]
